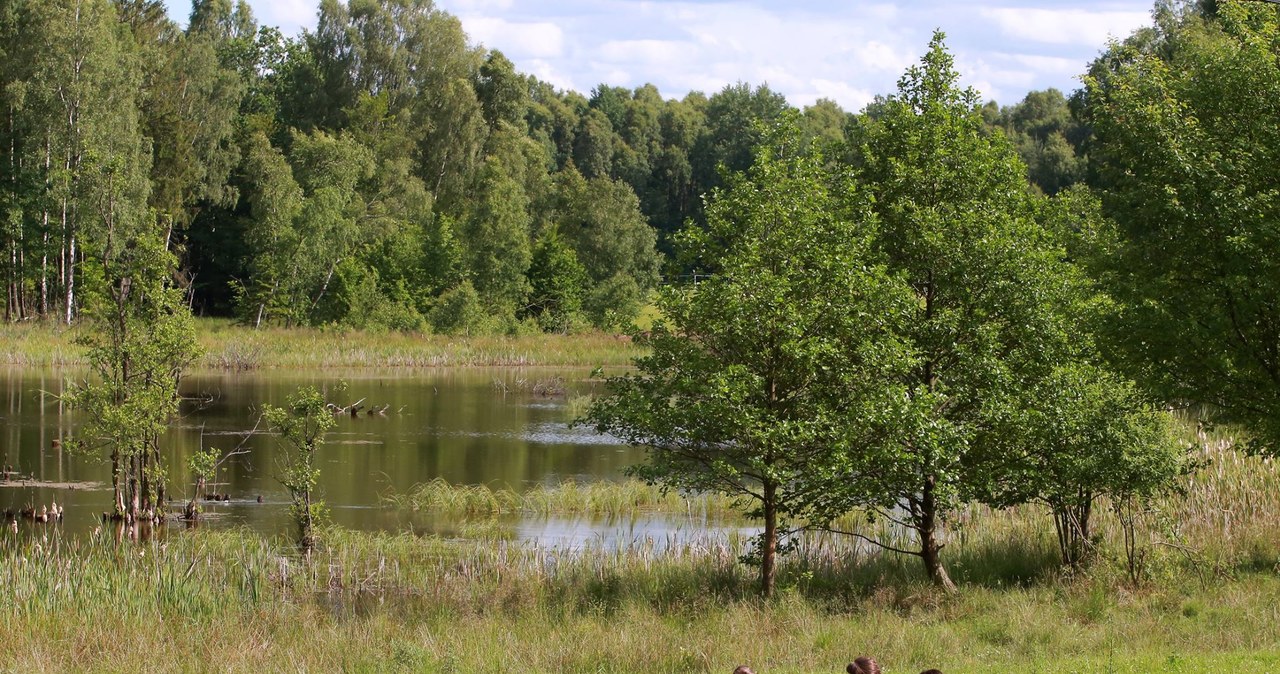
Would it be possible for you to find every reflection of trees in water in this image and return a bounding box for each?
[0,369,643,536]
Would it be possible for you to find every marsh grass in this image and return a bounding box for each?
[2,520,1278,672]
[0,319,643,370]
[384,478,743,519]
[0,320,83,367]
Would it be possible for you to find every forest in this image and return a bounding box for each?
[0,0,1093,336]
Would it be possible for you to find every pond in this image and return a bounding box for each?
[0,367,754,546]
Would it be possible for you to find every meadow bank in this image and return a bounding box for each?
[0,319,644,371]
[2,523,1278,673]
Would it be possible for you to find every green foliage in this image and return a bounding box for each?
[235,131,305,326]
[263,384,341,552]
[583,273,643,332]
[985,88,1086,195]
[527,227,588,332]
[476,50,528,131]
[832,32,1178,589]
[188,447,220,486]
[984,364,1188,566]
[71,222,198,519]
[588,115,911,596]
[184,446,221,516]
[555,166,661,289]
[460,162,532,314]
[1080,1,1280,455]
[429,280,488,336]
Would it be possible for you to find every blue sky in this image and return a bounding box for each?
[163,0,1158,109]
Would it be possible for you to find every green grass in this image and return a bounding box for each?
[0,318,644,370]
[1,523,1278,672]
[631,301,664,333]
[2,429,1264,671]
[384,477,744,518]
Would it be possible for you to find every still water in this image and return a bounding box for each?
[0,367,750,546]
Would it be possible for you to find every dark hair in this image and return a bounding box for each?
[920,669,944,674]
[847,657,881,674]
[732,666,755,674]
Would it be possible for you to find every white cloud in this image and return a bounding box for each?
[461,16,565,58]
[446,0,513,9]
[208,0,1161,109]
[597,39,699,68]
[978,8,1150,46]
[524,59,578,92]
[850,40,918,74]
[806,79,876,111]
[164,0,317,33]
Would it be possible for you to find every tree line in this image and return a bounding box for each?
[592,0,1280,596]
[0,0,1092,335]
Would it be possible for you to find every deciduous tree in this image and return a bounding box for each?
[588,117,910,597]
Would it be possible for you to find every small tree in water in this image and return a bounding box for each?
[71,162,197,522]
[263,385,339,553]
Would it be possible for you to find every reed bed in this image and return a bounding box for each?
[0,321,83,367]
[0,319,643,370]
[196,324,641,370]
[384,477,743,518]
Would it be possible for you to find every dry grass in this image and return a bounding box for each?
[1,520,1277,673]
[0,318,643,370]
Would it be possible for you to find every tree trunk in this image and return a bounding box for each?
[1053,494,1094,567]
[40,137,51,317]
[915,271,956,592]
[63,232,75,325]
[308,259,340,316]
[761,481,778,598]
[15,245,25,320]
[129,450,140,520]
[919,476,957,592]
[111,447,124,516]
[301,485,314,553]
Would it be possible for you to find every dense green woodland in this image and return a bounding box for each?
[4,0,1280,596]
[590,0,1280,595]
[0,0,1091,334]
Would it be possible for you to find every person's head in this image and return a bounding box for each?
[733,666,755,674]
[847,656,880,674]
[920,670,944,674]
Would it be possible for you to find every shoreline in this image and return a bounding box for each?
[0,318,644,371]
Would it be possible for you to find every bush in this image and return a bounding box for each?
[584,273,643,331]
[429,281,488,336]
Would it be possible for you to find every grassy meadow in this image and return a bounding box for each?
[0,318,644,370]
[2,428,1279,672]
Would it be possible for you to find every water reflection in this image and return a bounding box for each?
[0,367,754,546]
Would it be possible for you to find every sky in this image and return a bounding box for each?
[163,0,1159,110]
